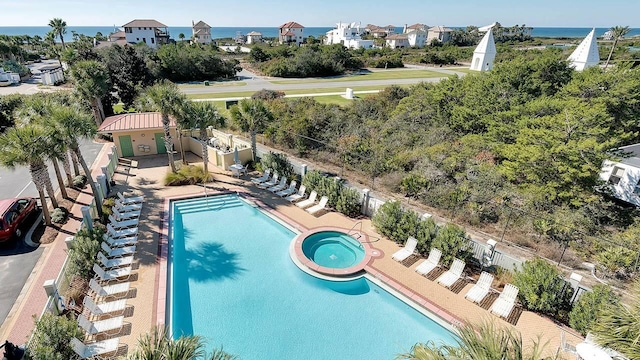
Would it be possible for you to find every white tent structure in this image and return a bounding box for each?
[567,28,600,71]
[470,30,497,71]
[478,22,499,33]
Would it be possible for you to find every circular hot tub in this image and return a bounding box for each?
[302,231,365,269]
[291,227,383,278]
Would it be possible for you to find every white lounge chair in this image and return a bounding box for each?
[78,313,124,335]
[117,192,144,205]
[436,258,466,288]
[112,207,140,220]
[98,252,134,269]
[391,237,418,262]
[82,296,127,316]
[258,173,279,189]
[107,224,138,239]
[276,181,297,197]
[490,283,519,319]
[103,234,137,248]
[415,248,442,276]
[286,185,306,202]
[268,176,288,193]
[114,199,142,212]
[251,169,271,185]
[295,190,317,209]
[109,214,138,229]
[306,196,328,215]
[93,263,132,282]
[70,337,120,359]
[101,242,136,258]
[465,271,494,303]
[88,278,130,299]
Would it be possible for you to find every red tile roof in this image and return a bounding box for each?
[123,19,167,28]
[279,21,304,29]
[98,112,175,132]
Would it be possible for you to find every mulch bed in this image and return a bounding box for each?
[400,254,421,267]
[32,187,84,245]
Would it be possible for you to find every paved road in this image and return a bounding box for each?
[0,139,104,327]
[179,67,463,95]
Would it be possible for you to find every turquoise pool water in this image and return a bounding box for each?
[170,194,457,359]
[301,231,365,269]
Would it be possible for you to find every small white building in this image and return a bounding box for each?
[246,31,263,44]
[567,28,600,71]
[192,20,212,44]
[123,19,170,48]
[470,30,497,71]
[427,26,453,44]
[600,144,640,207]
[407,31,427,47]
[40,64,64,86]
[325,22,374,49]
[385,34,409,48]
[279,21,304,45]
[0,67,20,86]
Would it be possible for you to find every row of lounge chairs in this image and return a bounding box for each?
[393,240,520,320]
[252,170,329,215]
[70,192,144,359]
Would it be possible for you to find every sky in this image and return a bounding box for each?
[2,0,639,28]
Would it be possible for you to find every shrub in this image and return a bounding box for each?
[29,312,82,360]
[260,152,294,179]
[431,223,472,265]
[512,258,573,316]
[569,284,618,336]
[164,165,213,186]
[67,227,103,280]
[72,174,87,188]
[596,246,637,279]
[397,210,422,246]
[251,89,285,101]
[415,217,438,256]
[335,187,361,218]
[50,207,68,224]
[372,200,405,243]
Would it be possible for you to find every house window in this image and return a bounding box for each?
[138,27,141,30]
[634,181,640,195]
[608,166,625,185]
[151,38,155,44]
[142,38,146,43]
[136,38,139,41]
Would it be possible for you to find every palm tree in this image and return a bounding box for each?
[591,280,640,360]
[48,105,103,218]
[183,102,226,175]
[138,81,186,173]
[230,99,273,161]
[125,326,237,360]
[48,18,67,49]
[396,320,556,360]
[68,60,110,125]
[604,26,631,69]
[0,125,57,225]
[179,33,186,42]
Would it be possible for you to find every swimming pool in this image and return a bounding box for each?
[169,194,457,359]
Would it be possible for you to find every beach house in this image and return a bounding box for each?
[246,31,263,44]
[325,22,374,49]
[427,26,453,44]
[279,21,304,45]
[385,34,409,48]
[600,144,640,207]
[404,23,428,33]
[123,19,170,48]
[192,20,212,44]
[365,24,390,38]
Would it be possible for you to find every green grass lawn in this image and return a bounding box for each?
[270,69,450,84]
[178,81,247,88]
[185,85,397,100]
[444,67,475,74]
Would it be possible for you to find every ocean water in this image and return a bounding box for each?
[1,26,639,40]
[169,194,457,360]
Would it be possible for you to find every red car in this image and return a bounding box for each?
[0,198,37,242]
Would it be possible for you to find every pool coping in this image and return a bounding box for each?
[155,190,464,333]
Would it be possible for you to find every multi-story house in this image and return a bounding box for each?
[123,19,169,48]
[192,20,212,44]
[279,21,304,45]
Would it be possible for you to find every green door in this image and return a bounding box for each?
[154,133,167,154]
[119,135,134,157]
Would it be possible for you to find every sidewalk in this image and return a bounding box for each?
[0,143,113,344]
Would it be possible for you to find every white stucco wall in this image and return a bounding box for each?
[125,27,159,48]
[600,159,640,207]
